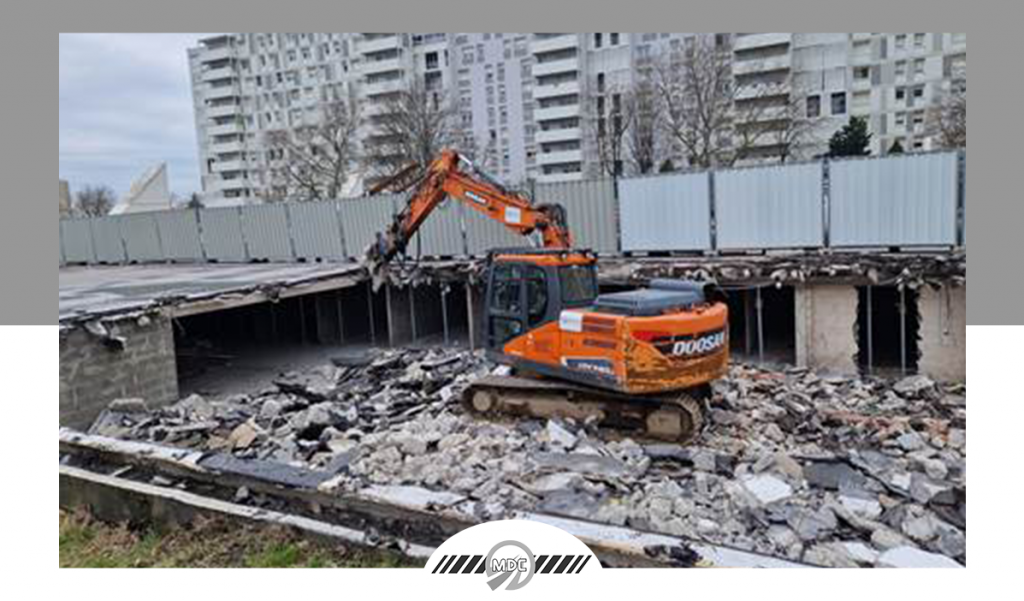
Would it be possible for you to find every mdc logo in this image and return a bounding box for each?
[426,520,601,592]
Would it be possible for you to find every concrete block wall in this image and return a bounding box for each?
[60,315,179,430]
[918,285,967,382]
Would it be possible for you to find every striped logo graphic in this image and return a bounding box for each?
[425,520,601,592]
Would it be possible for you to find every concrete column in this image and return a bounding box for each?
[467,285,486,351]
[795,284,858,375]
[386,285,415,347]
[918,285,966,382]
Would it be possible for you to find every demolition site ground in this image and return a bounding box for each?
[58,255,966,569]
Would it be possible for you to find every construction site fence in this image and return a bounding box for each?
[59,151,967,267]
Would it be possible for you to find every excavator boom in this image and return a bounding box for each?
[365,150,572,278]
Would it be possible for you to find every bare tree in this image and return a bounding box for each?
[625,67,664,175]
[75,185,115,217]
[587,83,635,178]
[264,99,360,202]
[733,81,820,165]
[930,79,967,150]
[653,36,737,170]
[364,78,456,182]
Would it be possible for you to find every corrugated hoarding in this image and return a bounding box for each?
[289,202,345,261]
[619,173,712,252]
[409,197,466,258]
[830,153,958,247]
[61,219,95,264]
[240,204,293,261]
[465,204,532,256]
[337,195,396,259]
[155,211,205,262]
[91,217,127,263]
[119,214,163,263]
[716,163,825,250]
[199,208,247,261]
[536,179,618,254]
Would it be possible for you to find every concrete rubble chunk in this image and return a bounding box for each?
[85,347,966,568]
[878,547,963,569]
[741,475,794,506]
[893,376,937,399]
[107,398,149,414]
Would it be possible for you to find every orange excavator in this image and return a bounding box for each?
[365,150,729,442]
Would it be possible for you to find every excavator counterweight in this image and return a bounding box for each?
[363,149,729,443]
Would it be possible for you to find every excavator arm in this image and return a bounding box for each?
[365,150,573,277]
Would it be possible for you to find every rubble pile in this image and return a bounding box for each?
[90,353,966,569]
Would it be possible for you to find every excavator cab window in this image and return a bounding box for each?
[560,265,598,307]
[526,266,549,327]
[489,263,526,347]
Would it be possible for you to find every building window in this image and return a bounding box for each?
[597,73,606,94]
[914,58,926,76]
[854,66,870,80]
[895,34,907,50]
[611,33,620,46]
[807,95,821,118]
[895,60,907,78]
[914,33,926,49]
[831,92,847,116]
[594,33,603,49]
[895,112,907,127]
[896,87,906,101]
[913,86,925,99]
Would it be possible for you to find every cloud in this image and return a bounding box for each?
[59,34,210,198]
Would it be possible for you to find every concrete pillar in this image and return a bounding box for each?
[918,285,966,382]
[467,285,486,351]
[386,285,415,347]
[795,284,858,375]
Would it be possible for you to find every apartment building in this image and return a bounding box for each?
[733,33,968,160]
[189,33,966,202]
[59,179,71,216]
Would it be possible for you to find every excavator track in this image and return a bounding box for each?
[463,375,707,444]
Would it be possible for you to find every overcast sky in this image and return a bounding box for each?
[59,34,210,198]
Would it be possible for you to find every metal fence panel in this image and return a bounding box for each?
[537,179,618,254]
[58,221,67,266]
[960,152,967,248]
[199,208,247,261]
[465,204,531,256]
[410,197,466,258]
[289,202,346,261]
[337,195,396,259]
[119,214,164,263]
[831,153,958,247]
[61,219,96,264]
[241,204,293,261]
[716,163,825,250]
[91,217,127,263]
[155,211,204,262]
[619,173,712,252]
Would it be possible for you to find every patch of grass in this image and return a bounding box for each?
[59,510,424,569]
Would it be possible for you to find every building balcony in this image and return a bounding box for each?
[206,84,240,100]
[201,46,235,63]
[533,57,580,78]
[537,149,583,165]
[207,104,240,119]
[362,79,405,97]
[537,171,583,184]
[534,104,581,123]
[533,80,581,100]
[532,34,580,55]
[213,177,251,192]
[360,57,404,76]
[536,127,582,144]
[735,82,790,101]
[209,140,244,154]
[202,67,236,82]
[211,160,246,173]
[733,33,792,52]
[207,122,243,137]
[733,53,791,76]
[359,35,401,55]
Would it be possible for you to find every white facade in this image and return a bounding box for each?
[189,33,967,200]
[110,163,173,215]
[734,33,968,160]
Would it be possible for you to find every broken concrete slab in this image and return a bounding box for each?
[877,546,963,569]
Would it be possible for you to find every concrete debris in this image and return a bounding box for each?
[91,353,966,568]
